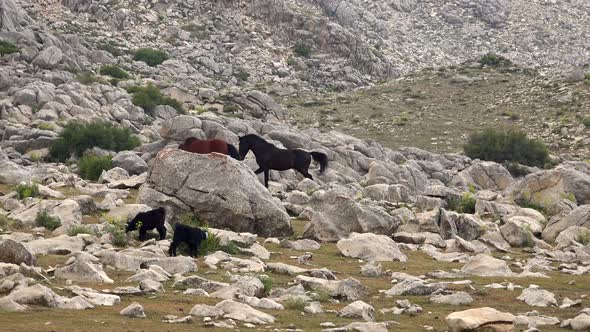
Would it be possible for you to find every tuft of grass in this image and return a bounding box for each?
[133,48,168,67]
[127,84,184,115]
[36,210,62,231]
[99,65,130,80]
[223,104,239,113]
[49,121,139,162]
[233,67,250,83]
[97,43,124,57]
[182,23,210,40]
[77,154,113,181]
[447,192,476,214]
[38,122,55,131]
[311,288,332,303]
[259,276,273,296]
[67,225,94,236]
[179,213,206,228]
[15,183,39,200]
[293,42,311,58]
[478,53,512,67]
[284,297,307,311]
[0,40,20,55]
[464,128,550,168]
[582,116,590,128]
[197,230,222,256]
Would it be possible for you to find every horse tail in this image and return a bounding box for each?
[227,143,241,160]
[310,151,328,174]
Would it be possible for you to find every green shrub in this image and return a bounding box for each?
[464,128,550,167]
[128,84,184,115]
[223,104,239,113]
[197,229,221,256]
[503,161,530,178]
[517,200,548,218]
[99,65,130,80]
[311,288,331,303]
[179,213,206,228]
[104,216,128,247]
[182,23,210,40]
[38,122,55,131]
[478,53,512,67]
[67,225,94,236]
[77,72,106,85]
[97,43,124,57]
[284,297,307,311]
[15,183,39,200]
[133,48,168,66]
[576,229,590,246]
[447,192,476,214]
[0,40,20,55]
[233,67,250,82]
[259,276,273,296]
[36,210,61,230]
[77,154,113,181]
[49,121,139,162]
[582,116,590,128]
[293,42,311,58]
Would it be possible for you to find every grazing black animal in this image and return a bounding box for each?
[125,207,166,241]
[168,223,208,257]
[238,134,328,188]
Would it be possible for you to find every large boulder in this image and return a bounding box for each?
[24,235,87,255]
[460,254,513,277]
[511,165,590,212]
[337,233,407,262]
[214,299,275,324]
[54,258,113,283]
[303,190,400,241]
[445,307,515,332]
[0,239,36,266]
[453,161,514,190]
[112,151,148,175]
[0,158,32,184]
[8,199,82,228]
[143,149,291,237]
[32,46,63,69]
[542,205,590,242]
[7,284,66,307]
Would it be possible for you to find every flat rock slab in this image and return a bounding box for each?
[337,232,407,262]
[446,307,515,332]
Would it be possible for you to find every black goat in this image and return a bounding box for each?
[168,223,208,257]
[125,207,166,241]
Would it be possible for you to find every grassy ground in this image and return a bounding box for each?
[1,220,588,331]
[282,65,590,158]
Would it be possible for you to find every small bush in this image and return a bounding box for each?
[99,65,130,80]
[464,128,550,168]
[36,210,61,230]
[77,154,113,181]
[77,72,106,85]
[198,230,221,256]
[293,42,311,58]
[478,53,512,67]
[259,276,273,296]
[576,229,590,246]
[179,213,206,228]
[0,40,20,55]
[38,122,55,131]
[68,225,94,236]
[284,297,307,311]
[182,23,210,40]
[128,84,184,115]
[104,216,128,247]
[447,192,476,214]
[223,104,239,113]
[503,161,530,178]
[311,288,331,303]
[49,121,139,162]
[233,67,250,82]
[582,116,590,128]
[15,183,39,200]
[133,48,168,66]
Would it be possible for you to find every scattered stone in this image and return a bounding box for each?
[517,285,558,307]
[430,292,474,306]
[339,300,375,321]
[120,302,146,318]
[445,307,515,332]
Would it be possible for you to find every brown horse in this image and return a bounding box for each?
[178,137,240,160]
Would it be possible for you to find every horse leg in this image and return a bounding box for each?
[264,169,269,188]
[254,167,264,174]
[296,166,314,180]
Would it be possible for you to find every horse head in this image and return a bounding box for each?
[238,135,250,160]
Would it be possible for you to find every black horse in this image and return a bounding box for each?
[238,134,328,188]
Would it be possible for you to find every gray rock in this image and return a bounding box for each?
[280,239,321,251]
[120,302,146,318]
[214,299,275,324]
[543,205,590,242]
[430,292,474,306]
[32,46,63,69]
[461,254,513,277]
[337,232,407,262]
[360,261,383,277]
[517,285,558,307]
[385,279,446,296]
[145,149,292,237]
[446,307,515,332]
[54,258,113,283]
[7,284,66,307]
[0,239,36,266]
[189,304,223,317]
[339,300,375,321]
[112,151,148,175]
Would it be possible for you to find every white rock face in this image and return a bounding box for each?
[54,258,114,283]
[517,285,558,307]
[339,300,375,321]
[337,232,407,262]
[120,302,146,318]
[445,307,515,332]
[214,299,276,324]
[460,254,513,277]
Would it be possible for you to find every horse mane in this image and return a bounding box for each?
[240,134,271,146]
